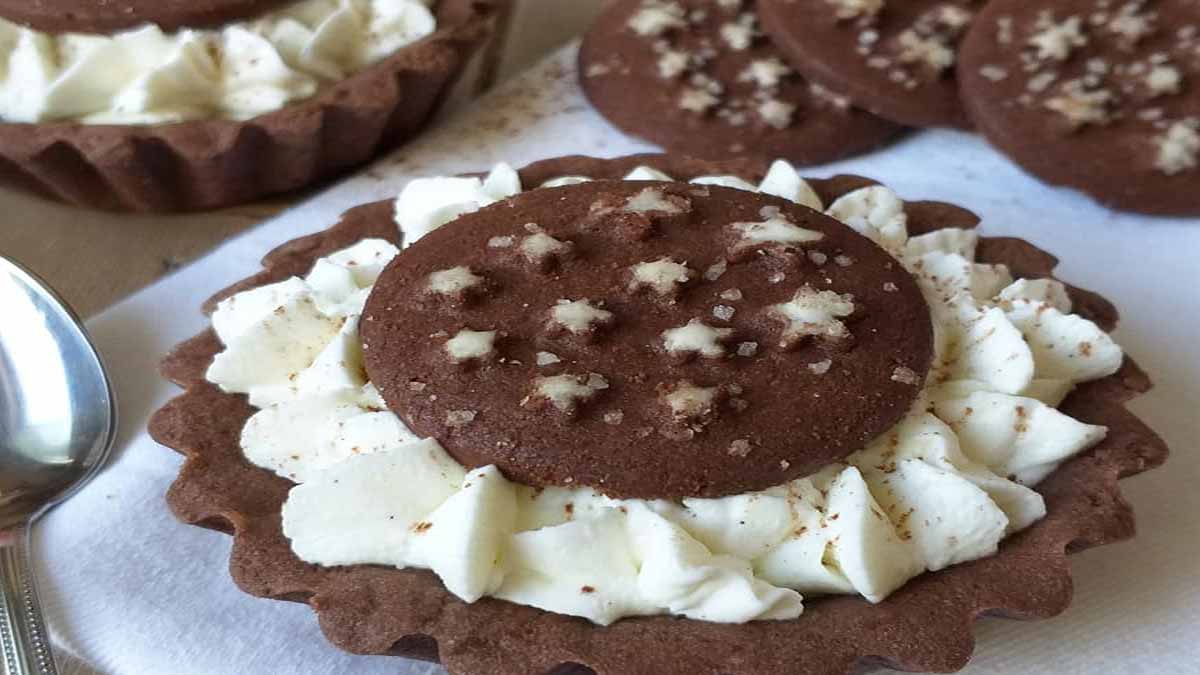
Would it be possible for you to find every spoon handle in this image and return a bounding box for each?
[0,527,57,675]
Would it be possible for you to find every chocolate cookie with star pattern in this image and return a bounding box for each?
[579,0,903,164]
[959,0,1200,216]
[758,0,979,128]
[359,180,934,499]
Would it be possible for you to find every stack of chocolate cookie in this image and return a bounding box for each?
[580,0,1200,216]
[957,0,1200,215]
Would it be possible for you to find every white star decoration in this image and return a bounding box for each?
[770,286,856,347]
[630,258,694,296]
[663,382,719,421]
[530,373,609,414]
[662,319,734,358]
[549,299,615,335]
[445,329,497,363]
[731,206,824,251]
[427,266,484,296]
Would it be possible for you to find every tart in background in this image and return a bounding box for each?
[0,0,500,212]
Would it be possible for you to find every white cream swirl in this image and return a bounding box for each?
[204,161,1122,625]
[0,0,435,124]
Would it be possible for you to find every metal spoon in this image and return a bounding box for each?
[0,256,116,675]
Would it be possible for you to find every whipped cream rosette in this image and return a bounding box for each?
[153,154,1166,674]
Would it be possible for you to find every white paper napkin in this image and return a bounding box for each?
[33,44,1200,675]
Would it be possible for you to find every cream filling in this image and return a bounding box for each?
[205,161,1123,625]
[0,0,436,124]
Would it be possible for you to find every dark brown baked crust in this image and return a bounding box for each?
[758,0,974,129]
[361,180,933,499]
[579,0,903,164]
[958,0,1200,216]
[150,154,1168,675]
[0,0,497,212]
[0,0,293,34]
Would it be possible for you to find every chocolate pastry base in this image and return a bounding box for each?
[0,0,294,34]
[0,0,497,213]
[150,154,1168,675]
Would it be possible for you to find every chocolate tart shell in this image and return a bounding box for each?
[0,0,498,213]
[150,154,1168,675]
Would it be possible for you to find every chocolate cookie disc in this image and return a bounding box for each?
[959,0,1200,216]
[361,181,933,499]
[0,0,293,34]
[579,0,902,163]
[758,0,977,128]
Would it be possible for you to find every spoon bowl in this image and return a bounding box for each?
[0,255,116,675]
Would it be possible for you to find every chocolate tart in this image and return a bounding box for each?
[0,0,499,212]
[150,154,1168,674]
